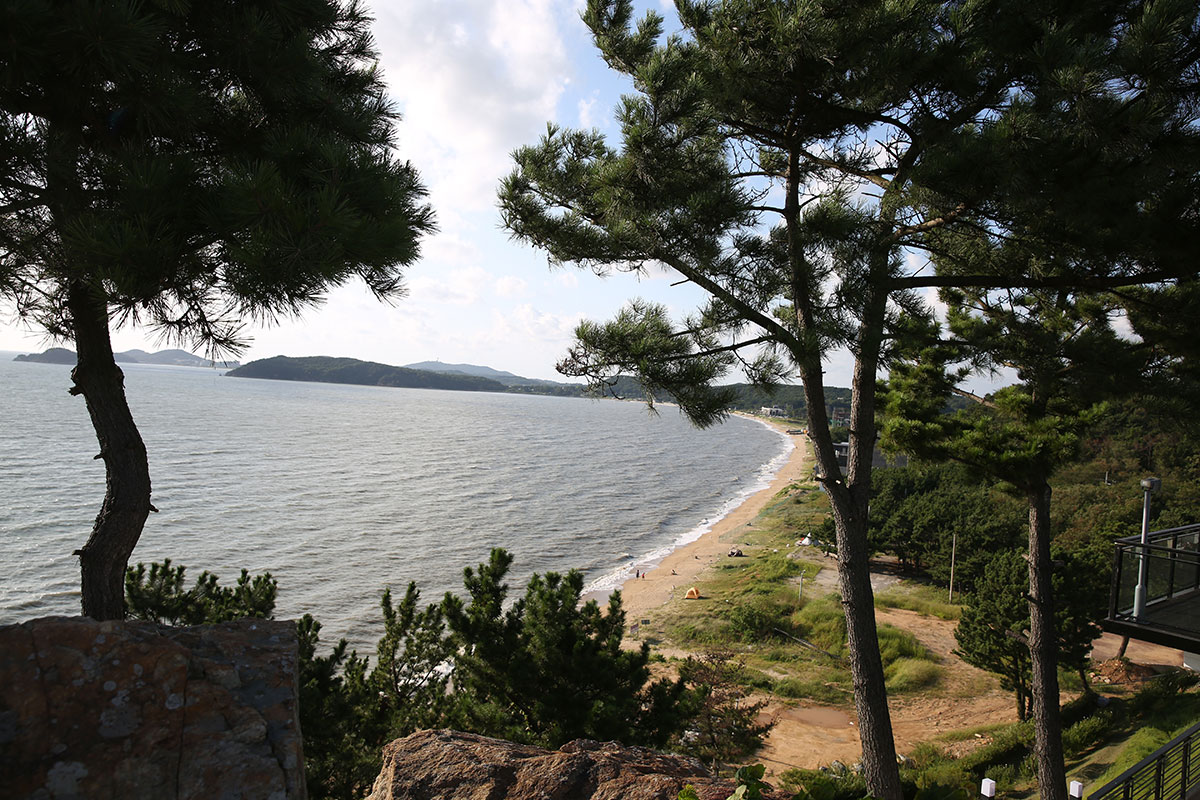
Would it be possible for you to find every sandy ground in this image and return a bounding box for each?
[608,419,810,618]
[605,421,1186,776]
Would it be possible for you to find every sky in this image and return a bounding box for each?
[0,0,856,387]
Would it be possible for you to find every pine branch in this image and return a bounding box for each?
[887,203,968,244]
[889,270,1182,292]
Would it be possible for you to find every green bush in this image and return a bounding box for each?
[1061,711,1115,757]
[777,768,869,800]
[886,658,942,692]
[877,625,930,666]
[792,596,846,653]
[728,599,788,641]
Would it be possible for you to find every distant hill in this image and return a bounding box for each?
[119,349,240,368]
[227,356,508,393]
[13,347,76,365]
[403,360,569,388]
[13,347,238,368]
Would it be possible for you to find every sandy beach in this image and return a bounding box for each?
[610,420,811,622]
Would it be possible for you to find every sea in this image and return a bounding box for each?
[0,354,791,652]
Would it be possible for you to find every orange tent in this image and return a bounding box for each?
[684,587,701,600]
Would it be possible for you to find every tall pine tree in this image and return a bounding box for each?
[0,0,434,618]
[502,3,1197,796]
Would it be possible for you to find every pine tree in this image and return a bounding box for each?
[0,0,435,619]
[441,548,691,748]
[955,550,1034,721]
[501,3,1197,796]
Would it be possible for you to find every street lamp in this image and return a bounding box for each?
[1132,476,1161,620]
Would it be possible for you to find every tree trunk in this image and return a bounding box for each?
[1115,635,1130,659]
[837,287,902,800]
[781,143,900,800]
[1028,482,1067,800]
[68,280,152,619]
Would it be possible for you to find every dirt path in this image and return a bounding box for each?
[756,606,1016,776]
[754,602,1185,777]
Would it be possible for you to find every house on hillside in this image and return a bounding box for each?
[1090,521,1200,800]
[1101,521,1200,670]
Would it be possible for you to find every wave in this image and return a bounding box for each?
[582,419,794,598]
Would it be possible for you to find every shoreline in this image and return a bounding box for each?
[587,418,810,620]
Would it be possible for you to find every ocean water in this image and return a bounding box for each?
[0,355,790,651]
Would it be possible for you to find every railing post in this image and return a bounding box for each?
[1182,735,1190,800]
[1110,543,1124,620]
[1155,753,1164,800]
[1167,533,1177,599]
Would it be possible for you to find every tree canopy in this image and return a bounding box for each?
[1,0,435,618]
[501,3,1198,796]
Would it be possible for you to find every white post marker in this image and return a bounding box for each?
[1069,781,1084,799]
[980,778,997,798]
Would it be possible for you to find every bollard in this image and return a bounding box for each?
[1069,781,1084,799]
[980,778,997,798]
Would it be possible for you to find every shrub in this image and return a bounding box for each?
[1061,711,1115,757]
[728,599,788,641]
[886,658,942,692]
[877,625,930,666]
[792,596,846,653]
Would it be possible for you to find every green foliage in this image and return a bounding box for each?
[885,659,942,694]
[677,649,774,770]
[442,548,692,749]
[791,596,848,655]
[295,615,381,800]
[1060,711,1114,758]
[771,677,847,705]
[1,0,436,353]
[867,464,1025,593]
[778,767,868,800]
[954,546,1108,718]
[728,598,791,642]
[124,559,276,624]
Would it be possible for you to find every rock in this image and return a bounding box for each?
[366,729,776,800]
[0,616,304,799]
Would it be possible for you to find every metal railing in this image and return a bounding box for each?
[1088,719,1200,800]
[1109,524,1200,636]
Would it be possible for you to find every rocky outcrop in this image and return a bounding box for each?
[366,729,773,800]
[0,616,304,799]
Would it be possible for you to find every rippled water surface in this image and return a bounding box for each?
[0,356,789,649]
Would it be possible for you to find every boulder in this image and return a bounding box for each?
[0,616,304,799]
[366,729,773,800]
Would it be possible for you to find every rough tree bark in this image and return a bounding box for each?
[781,143,902,800]
[68,280,153,620]
[1028,481,1067,800]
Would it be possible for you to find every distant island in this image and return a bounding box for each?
[227,356,510,393]
[14,347,239,368]
[227,355,828,416]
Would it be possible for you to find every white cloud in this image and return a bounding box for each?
[495,275,529,297]
[552,271,579,289]
[421,231,481,268]
[578,95,598,128]
[372,1,574,215]
[408,266,492,306]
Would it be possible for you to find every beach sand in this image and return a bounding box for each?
[609,420,810,622]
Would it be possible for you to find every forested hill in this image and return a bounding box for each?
[227,355,853,417]
[226,356,508,393]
